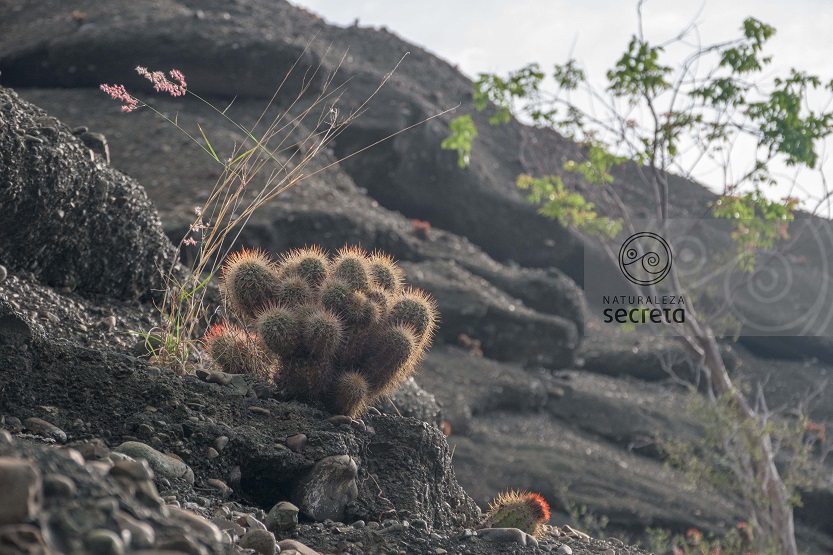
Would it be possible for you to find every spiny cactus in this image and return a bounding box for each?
[208,245,439,417]
[202,322,271,378]
[220,249,282,320]
[279,245,330,288]
[368,251,404,292]
[332,245,371,292]
[485,490,551,538]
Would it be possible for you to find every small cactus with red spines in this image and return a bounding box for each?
[206,245,439,418]
[202,323,272,378]
[485,490,551,538]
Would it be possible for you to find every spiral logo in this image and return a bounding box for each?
[618,232,673,286]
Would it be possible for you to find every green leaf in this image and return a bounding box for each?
[441,115,479,168]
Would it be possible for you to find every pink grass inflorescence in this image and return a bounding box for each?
[100,67,187,111]
[99,83,139,112]
[136,66,187,97]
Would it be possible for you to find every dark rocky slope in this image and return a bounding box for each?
[1,0,832,553]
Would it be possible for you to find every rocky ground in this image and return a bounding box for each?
[1,1,833,553]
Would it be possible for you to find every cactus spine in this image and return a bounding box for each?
[206,245,439,418]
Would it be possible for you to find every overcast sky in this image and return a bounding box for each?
[292,0,833,213]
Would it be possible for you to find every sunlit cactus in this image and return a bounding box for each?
[202,322,271,378]
[221,248,282,320]
[206,244,439,418]
[368,251,404,292]
[279,246,330,288]
[331,245,371,292]
[486,490,551,538]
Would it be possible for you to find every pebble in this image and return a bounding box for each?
[434,550,447,555]
[212,516,246,537]
[85,528,125,555]
[374,522,403,534]
[42,473,76,498]
[108,453,135,465]
[0,458,42,524]
[556,545,573,555]
[286,433,307,453]
[70,438,109,461]
[602,550,615,555]
[206,447,220,459]
[278,539,322,555]
[167,506,224,544]
[325,415,352,426]
[562,525,590,539]
[239,528,277,555]
[248,406,271,416]
[0,265,6,283]
[207,371,233,385]
[265,501,299,532]
[237,514,267,531]
[156,533,204,554]
[207,478,232,497]
[115,510,155,548]
[100,315,117,331]
[114,441,194,485]
[23,417,67,443]
[110,459,155,481]
[213,435,229,452]
[477,527,528,546]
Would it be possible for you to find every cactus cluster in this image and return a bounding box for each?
[486,490,551,537]
[204,246,438,417]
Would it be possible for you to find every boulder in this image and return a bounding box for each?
[0,87,173,301]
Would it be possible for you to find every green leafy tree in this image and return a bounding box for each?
[443,4,833,554]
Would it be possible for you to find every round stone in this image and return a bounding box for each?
[85,529,125,555]
[0,458,41,524]
[265,501,299,532]
[239,528,277,555]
